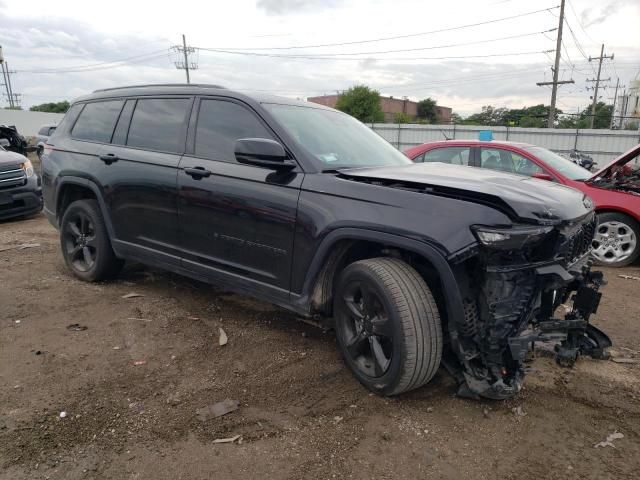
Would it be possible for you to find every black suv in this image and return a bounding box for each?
[42,84,610,399]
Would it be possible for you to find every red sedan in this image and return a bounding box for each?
[405,140,640,267]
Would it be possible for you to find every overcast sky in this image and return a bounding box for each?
[1,0,638,115]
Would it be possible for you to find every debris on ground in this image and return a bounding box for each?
[618,275,640,282]
[611,357,640,364]
[196,399,239,421]
[133,360,147,366]
[121,293,144,299]
[512,406,527,417]
[594,431,624,448]
[218,327,228,346]
[212,435,242,444]
[166,393,180,406]
[334,416,343,423]
[66,323,88,331]
[17,243,40,250]
[59,411,67,419]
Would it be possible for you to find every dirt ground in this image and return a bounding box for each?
[1,213,640,480]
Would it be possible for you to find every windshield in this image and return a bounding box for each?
[263,103,412,169]
[523,146,591,180]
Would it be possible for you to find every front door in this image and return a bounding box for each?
[178,97,302,295]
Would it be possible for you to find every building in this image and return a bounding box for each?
[306,94,452,124]
[613,79,640,129]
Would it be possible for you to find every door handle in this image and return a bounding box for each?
[184,167,212,179]
[99,154,119,165]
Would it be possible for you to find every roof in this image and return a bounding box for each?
[75,84,331,110]
[421,139,535,148]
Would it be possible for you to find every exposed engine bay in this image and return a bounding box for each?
[445,213,611,399]
[0,125,28,156]
[590,162,640,196]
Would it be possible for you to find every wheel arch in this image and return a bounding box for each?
[296,228,466,333]
[595,208,640,225]
[55,177,116,240]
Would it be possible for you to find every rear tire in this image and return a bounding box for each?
[333,258,442,396]
[592,212,640,267]
[60,199,124,281]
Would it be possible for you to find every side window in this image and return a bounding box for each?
[423,147,471,166]
[195,99,274,162]
[71,100,124,143]
[511,152,544,177]
[413,152,425,162]
[38,126,49,135]
[127,98,191,153]
[48,127,57,136]
[480,148,544,177]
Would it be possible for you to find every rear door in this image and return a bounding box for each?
[177,97,302,294]
[415,145,473,166]
[98,96,193,264]
[477,146,546,177]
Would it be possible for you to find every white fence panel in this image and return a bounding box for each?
[370,123,640,168]
[0,110,65,137]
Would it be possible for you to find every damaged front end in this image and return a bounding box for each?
[445,212,611,400]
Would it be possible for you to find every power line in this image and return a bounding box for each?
[15,49,170,74]
[197,29,557,59]
[206,6,560,51]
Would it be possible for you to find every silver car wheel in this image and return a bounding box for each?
[591,221,637,264]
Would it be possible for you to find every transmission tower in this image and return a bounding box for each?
[172,34,198,84]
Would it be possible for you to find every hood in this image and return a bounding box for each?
[0,149,28,165]
[339,162,593,224]
[589,143,640,181]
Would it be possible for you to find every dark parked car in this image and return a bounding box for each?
[405,140,640,267]
[42,84,610,400]
[0,143,42,220]
[35,124,57,160]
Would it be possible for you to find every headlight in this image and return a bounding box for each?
[472,225,553,250]
[21,159,34,178]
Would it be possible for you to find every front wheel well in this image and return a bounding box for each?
[595,209,640,225]
[56,183,98,222]
[309,239,447,322]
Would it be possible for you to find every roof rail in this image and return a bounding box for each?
[93,83,225,93]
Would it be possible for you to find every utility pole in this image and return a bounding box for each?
[172,34,197,84]
[588,44,614,128]
[619,88,628,128]
[536,0,573,128]
[609,78,622,129]
[0,46,13,108]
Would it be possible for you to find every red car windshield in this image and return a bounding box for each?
[523,146,591,181]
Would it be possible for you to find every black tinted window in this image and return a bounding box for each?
[195,100,273,162]
[127,98,191,153]
[72,100,124,143]
[111,100,135,145]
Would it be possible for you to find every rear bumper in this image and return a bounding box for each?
[0,177,43,221]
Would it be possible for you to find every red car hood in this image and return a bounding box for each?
[588,143,640,181]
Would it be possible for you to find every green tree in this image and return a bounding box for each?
[335,85,384,123]
[450,113,463,124]
[393,112,411,124]
[462,106,508,126]
[556,103,613,130]
[30,101,70,113]
[417,98,437,123]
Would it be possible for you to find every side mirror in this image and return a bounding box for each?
[532,172,554,181]
[234,138,296,170]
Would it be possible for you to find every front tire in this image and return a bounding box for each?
[334,258,442,396]
[60,199,124,281]
[592,212,640,267]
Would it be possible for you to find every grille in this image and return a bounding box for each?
[564,218,596,264]
[0,162,26,190]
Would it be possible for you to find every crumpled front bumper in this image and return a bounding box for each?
[449,251,610,400]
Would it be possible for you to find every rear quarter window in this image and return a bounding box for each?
[71,100,124,143]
